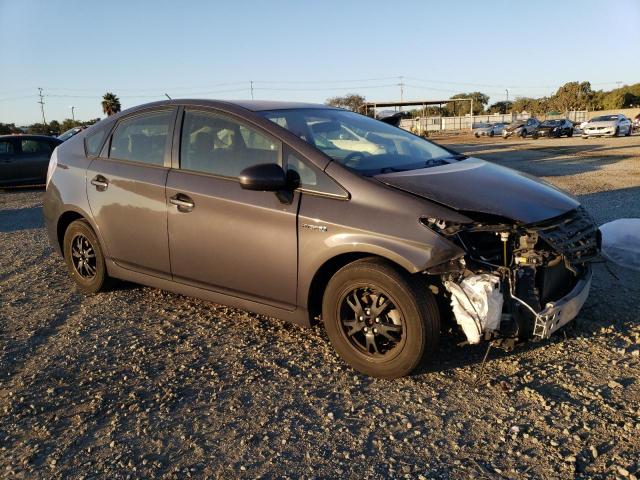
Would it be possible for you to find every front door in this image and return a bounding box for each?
[0,138,19,186]
[86,108,176,278]
[166,108,299,308]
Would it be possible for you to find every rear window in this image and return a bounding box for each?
[0,140,15,154]
[21,139,53,154]
[109,110,172,166]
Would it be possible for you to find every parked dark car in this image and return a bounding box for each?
[57,126,86,142]
[0,134,62,187]
[43,100,600,378]
[534,119,574,138]
[502,118,540,138]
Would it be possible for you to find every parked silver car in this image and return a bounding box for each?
[473,122,506,138]
[581,114,632,138]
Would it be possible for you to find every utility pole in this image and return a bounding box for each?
[250,80,254,100]
[505,88,509,103]
[398,76,404,107]
[38,87,46,125]
[70,106,75,121]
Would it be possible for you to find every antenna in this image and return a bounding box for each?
[164,93,172,100]
[38,87,46,125]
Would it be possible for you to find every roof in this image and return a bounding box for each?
[222,100,333,111]
[120,99,333,114]
[0,134,61,141]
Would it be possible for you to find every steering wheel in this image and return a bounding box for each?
[343,151,371,167]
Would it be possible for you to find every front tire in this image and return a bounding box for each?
[63,219,110,294]
[322,258,440,379]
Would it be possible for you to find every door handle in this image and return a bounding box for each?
[91,175,109,191]
[169,194,195,212]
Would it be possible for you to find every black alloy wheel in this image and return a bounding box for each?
[322,258,440,378]
[63,219,111,293]
[71,234,97,280]
[339,286,405,357]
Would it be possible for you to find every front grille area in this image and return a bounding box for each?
[533,207,601,264]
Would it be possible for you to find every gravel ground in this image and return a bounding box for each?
[1,135,639,479]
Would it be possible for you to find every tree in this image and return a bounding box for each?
[0,123,20,135]
[48,120,61,136]
[325,94,366,112]
[102,92,121,116]
[487,101,513,114]
[60,118,83,133]
[550,81,594,112]
[26,123,50,134]
[448,92,489,115]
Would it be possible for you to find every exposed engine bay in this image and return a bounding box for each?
[425,206,601,346]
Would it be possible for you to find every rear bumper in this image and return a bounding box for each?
[532,267,592,339]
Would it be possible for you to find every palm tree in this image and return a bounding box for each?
[101,92,121,116]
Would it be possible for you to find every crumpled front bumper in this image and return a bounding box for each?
[532,267,592,339]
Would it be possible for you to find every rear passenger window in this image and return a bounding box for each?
[21,139,53,154]
[0,141,15,154]
[110,110,172,166]
[180,110,281,178]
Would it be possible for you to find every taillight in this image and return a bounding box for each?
[46,147,58,189]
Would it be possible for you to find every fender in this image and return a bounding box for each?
[297,228,464,310]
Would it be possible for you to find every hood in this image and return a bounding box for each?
[375,157,579,224]
[585,120,617,128]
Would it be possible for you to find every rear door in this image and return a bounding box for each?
[166,107,299,308]
[86,108,177,278]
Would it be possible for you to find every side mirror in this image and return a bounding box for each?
[239,163,287,191]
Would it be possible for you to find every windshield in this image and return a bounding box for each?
[541,120,562,126]
[591,115,619,122]
[259,108,461,175]
[57,127,80,141]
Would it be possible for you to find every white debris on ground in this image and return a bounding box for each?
[600,218,640,272]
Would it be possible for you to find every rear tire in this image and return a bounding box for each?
[625,125,631,136]
[567,129,573,137]
[63,219,111,294]
[322,258,440,379]
[521,129,527,138]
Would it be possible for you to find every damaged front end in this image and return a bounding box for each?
[424,206,601,346]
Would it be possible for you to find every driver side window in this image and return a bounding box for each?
[180,110,281,178]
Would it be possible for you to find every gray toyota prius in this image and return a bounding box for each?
[44,100,600,378]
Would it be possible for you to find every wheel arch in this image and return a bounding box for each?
[306,252,415,325]
[57,211,85,252]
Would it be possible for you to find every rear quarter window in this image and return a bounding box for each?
[85,128,108,157]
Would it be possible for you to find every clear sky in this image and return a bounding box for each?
[1,0,639,125]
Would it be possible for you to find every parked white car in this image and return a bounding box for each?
[473,122,506,137]
[582,114,632,138]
